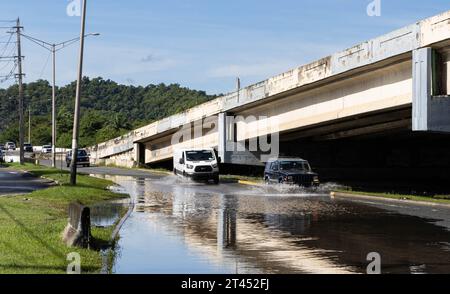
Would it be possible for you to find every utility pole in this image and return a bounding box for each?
[70,0,87,185]
[15,18,25,165]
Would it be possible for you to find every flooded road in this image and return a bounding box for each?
[93,173,450,274]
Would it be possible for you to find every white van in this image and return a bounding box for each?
[173,148,220,184]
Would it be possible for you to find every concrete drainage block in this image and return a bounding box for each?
[62,202,91,248]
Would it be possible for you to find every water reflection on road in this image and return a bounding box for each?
[94,174,450,274]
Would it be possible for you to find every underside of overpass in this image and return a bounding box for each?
[278,113,450,194]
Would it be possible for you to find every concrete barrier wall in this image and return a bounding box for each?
[420,11,450,47]
[62,202,91,248]
[4,155,20,163]
[145,130,219,163]
[104,149,136,168]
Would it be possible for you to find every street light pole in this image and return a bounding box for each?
[51,44,56,167]
[70,0,88,185]
[21,32,99,169]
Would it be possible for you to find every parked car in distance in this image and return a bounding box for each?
[42,145,52,154]
[66,149,90,168]
[173,148,220,184]
[5,142,16,150]
[24,143,33,153]
[264,157,320,187]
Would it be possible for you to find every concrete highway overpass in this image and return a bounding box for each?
[89,11,450,186]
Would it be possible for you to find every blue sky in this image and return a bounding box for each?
[1,0,449,94]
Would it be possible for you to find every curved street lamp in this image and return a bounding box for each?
[21,32,100,168]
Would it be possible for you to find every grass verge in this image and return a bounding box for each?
[0,163,128,274]
[334,189,450,205]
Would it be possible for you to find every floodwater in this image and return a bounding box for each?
[90,199,130,227]
[94,174,450,274]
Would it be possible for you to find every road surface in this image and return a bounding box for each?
[41,160,450,274]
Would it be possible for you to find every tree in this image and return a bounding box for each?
[0,77,216,147]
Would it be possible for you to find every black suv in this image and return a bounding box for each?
[24,143,33,153]
[66,149,90,168]
[264,157,320,187]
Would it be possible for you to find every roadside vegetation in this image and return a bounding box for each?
[0,78,217,147]
[334,188,450,205]
[0,163,128,274]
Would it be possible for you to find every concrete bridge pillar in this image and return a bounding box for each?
[413,47,450,133]
[218,112,234,164]
[133,142,145,167]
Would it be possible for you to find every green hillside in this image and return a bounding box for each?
[0,77,216,147]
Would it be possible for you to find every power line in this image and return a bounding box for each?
[0,30,16,84]
[0,62,17,83]
[0,26,16,84]
[0,33,13,57]
[0,34,12,41]
[0,19,26,166]
[38,51,51,79]
[0,58,15,73]
[0,43,17,62]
